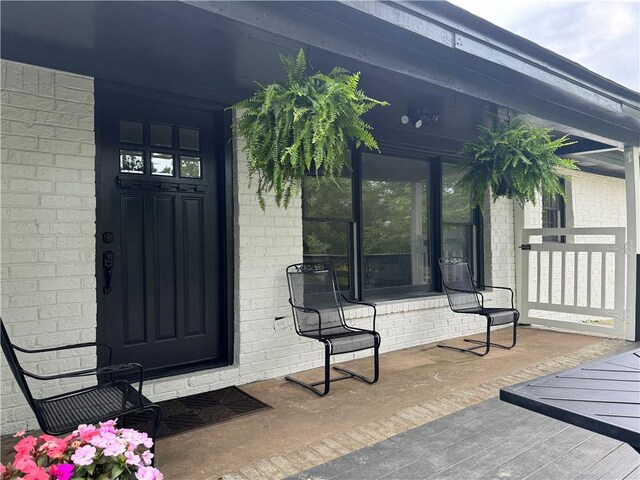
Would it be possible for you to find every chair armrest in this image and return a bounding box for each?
[12,342,113,365]
[476,283,515,308]
[289,299,323,336]
[22,363,145,396]
[341,295,377,332]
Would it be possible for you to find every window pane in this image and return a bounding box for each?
[442,224,472,259]
[303,221,350,292]
[362,154,431,291]
[442,163,472,223]
[180,127,200,151]
[119,120,143,144]
[180,156,201,178]
[150,124,173,147]
[303,175,352,219]
[151,152,174,176]
[120,149,144,174]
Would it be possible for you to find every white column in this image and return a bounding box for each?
[624,145,640,341]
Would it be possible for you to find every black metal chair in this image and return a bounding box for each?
[1,319,161,457]
[285,263,381,396]
[439,257,519,356]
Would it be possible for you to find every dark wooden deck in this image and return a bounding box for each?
[289,397,639,480]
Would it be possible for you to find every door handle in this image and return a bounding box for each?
[103,251,115,294]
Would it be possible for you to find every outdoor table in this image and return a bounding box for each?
[500,347,640,453]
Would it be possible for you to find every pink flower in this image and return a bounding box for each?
[120,429,151,448]
[49,464,74,480]
[13,436,37,455]
[75,424,98,442]
[124,450,141,466]
[13,430,26,438]
[103,440,126,457]
[99,419,118,435]
[13,453,37,473]
[141,450,154,466]
[89,431,117,448]
[71,445,96,466]
[23,466,48,480]
[135,466,163,480]
[39,435,69,459]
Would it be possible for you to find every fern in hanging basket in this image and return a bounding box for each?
[229,49,388,209]
[459,114,578,211]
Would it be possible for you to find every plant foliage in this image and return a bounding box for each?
[459,114,578,211]
[230,49,388,209]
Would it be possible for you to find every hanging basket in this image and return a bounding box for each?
[229,49,388,209]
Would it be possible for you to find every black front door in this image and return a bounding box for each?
[96,87,229,376]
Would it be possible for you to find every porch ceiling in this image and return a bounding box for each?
[2,1,638,153]
[178,0,640,147]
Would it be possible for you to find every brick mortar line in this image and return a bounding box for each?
[218,339,625,480]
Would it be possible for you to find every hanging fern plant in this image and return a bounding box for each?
[230,49,388,209]
[459,113,578,211]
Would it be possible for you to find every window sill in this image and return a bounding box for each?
[342,289,508,319]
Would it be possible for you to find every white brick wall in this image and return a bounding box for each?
[1,60,96,433]
[565,169,626,230]
[484,196,516,290]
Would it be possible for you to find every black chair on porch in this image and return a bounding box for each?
[285,263,381,396]
[0,319,161,460]
[439,257,519,356]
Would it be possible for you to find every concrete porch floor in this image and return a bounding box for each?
[156,328,630,479]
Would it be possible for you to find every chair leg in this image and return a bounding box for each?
[145,404,162,466]
[438,321,492,357]
[464,317,518,350]
[332,343,380,384]
[285,342,380,396]
[285,343,332,396]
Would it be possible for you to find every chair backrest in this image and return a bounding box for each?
[286,263,346,334]
[439,257,482,313]
[1,319,37,411]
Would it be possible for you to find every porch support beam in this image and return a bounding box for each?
[624,145,640,341]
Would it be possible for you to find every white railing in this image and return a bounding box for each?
[520,227,626,337]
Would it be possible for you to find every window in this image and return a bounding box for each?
[542,178,566,242]
[302,150,482,300]
[362,154,432,295]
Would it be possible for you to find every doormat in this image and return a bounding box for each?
[124,386,271,440]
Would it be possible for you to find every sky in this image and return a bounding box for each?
[448,0,640,92]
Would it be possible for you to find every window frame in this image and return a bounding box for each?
[542,178,566,243]
[301,146,484,301]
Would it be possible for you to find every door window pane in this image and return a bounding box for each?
[150,124,173,148]
[119,120,143,144]
[151,152,174,176]
[180,127,200,151]
[180,156,201,178]
[362,154,431,292]
[120,149,144,174]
